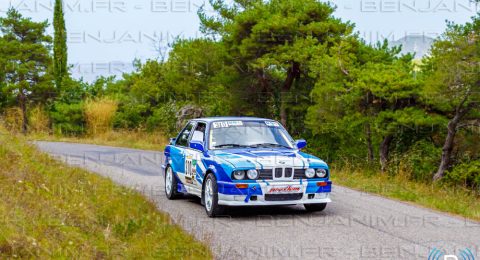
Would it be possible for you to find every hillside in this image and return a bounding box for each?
[0,129,211,259]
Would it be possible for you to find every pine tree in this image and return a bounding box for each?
[53,0,68,89]
[0,9,52,133]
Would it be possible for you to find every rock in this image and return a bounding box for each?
[176,105,203,129]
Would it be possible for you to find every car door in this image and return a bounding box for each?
[183,122,207,196]
[170,121,195,180]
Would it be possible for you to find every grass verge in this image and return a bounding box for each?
[332,169,480,221]
[28,130,168,151]
[0,130,211,259]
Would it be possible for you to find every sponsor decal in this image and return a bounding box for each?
[265,121,280,127]
[268,185,301,194]
[212,121,244,128]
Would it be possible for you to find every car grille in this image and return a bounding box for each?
[293,169,307,179]
[258,168,307,180]
[285,168,293,178]
[259,169,274,180]
[275,168,282,178]
[265,193,303,201]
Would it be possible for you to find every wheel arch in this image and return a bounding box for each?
[201,169,215,205]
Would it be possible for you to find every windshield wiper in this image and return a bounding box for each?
[214,144,248,148]
[248,143,290,148]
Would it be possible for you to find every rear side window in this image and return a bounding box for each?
[176,122,195,147]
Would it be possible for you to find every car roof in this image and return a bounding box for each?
[191,117,274,123]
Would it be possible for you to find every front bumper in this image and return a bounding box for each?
[217,180,332,206]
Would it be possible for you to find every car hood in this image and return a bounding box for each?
[211,148,328,169]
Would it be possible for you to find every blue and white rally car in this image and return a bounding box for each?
[163,117,332,217]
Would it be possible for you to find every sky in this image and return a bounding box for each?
[0,0,477,81]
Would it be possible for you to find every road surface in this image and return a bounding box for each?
[35,141,480,260]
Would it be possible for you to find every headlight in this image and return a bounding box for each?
[232,170,246,180]
[316,169,327,178]
[305,168,316,178]
[247,169,259,180]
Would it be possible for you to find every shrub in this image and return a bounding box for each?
[28,105,50,134]
[50,102,86,136]
[392,141,441,182]
[113,102,149,129]
[445,161,480,190]
[2,107,23,133]
[84,97,118,135]
[146,101,180,136]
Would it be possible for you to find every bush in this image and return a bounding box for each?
[84,97,118,135]
[392,141,441,182]
[50,102,86,136]
[445,161,480,190]
[146,101,180,136]
[28,105,50,134]
[2,107,23,133]
[113,102,149,129]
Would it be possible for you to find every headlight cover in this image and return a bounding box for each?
[232,170,246,180]
[316,168,328,178]
[247,169,259,180]
[305,168,316,178]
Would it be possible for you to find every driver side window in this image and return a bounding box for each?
[191,122,206,143]
[176,122,195,147]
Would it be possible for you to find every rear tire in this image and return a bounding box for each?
[165,166,180,200]
[304,203,327,212]
[203,174,223,217]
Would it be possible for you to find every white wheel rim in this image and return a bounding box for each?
[205,179,213,212]
[166,168,173,195]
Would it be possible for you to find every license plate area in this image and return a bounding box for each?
[267,185,302,194]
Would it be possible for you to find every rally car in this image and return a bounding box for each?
[162,117,332,217]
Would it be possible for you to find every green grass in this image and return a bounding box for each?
[332,169,480,221]
[0,131,211,259]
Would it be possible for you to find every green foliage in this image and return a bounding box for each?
[113,102,149,129]
[146,101,182,136]
[0,8,53,132]
[393,141,442,181]
[445,161,480,189]
[53,0,68,89]
[422,18,480,115]
[200,0,353,127]
[422,15,480,180]
[307,41,427,163]
[50,102,85,135]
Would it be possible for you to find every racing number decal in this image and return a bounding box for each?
[185,156,197,184]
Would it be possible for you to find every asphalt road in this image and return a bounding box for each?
[35,141,480,260]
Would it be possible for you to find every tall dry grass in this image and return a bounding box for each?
[84,97,118,136]
[28,105,50,134]
[2,107,23,133]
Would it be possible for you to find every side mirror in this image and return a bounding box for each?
[295,139,307,150]
[169,138,176,145]
[189,141,205,152]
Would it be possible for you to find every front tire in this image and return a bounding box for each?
[304,203,327,212]
[165,166,180,199]
[203,174,223,217]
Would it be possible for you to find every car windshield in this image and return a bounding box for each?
[209,120,295,149]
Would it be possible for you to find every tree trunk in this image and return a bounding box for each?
[365,123,374,162]
[433,110,467,181]
[279,62,300,127]
[379,135,393,172]
[18,90,28,134]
